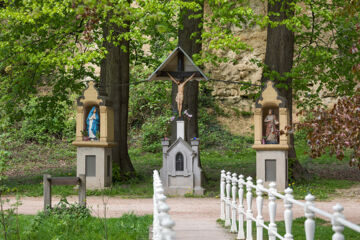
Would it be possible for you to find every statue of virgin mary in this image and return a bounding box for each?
[86,106,100,140]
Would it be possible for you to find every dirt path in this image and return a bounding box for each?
[3,196,360,239]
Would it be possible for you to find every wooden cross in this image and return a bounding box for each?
[157,51,202,82]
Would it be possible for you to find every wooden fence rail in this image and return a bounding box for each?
[43,174,86,211]
[220,170,360,240]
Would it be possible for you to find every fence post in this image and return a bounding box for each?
[220,170,226,220]
[237,174,245,240]
[331,204,345,240]
[284,188,293,240]
[225,171,231,226]
[43,174,51,211]
[154,186,165,240]
[268,182,277,240]
[158,199,175,240]
[246,176,253,240]
[231,173,238,232]
[153,171,163,240]
[256,179,264,240]
[304,194,315,240]
[78,174,86,207]
[161,214,176,240]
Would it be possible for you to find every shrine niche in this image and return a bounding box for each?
[253,81,290,191]
[73,81,116,189]
[148,46,207,196]
[73,81,115,146]
[253,81,289,148]
[262,107,279,144]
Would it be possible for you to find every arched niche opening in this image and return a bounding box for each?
[262,105,279,144]
[83,103,100,141]
[175,152,184,171]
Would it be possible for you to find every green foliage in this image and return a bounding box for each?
[42,198,91,220]
[291,0,360,109]
[0,0,96,124]
[140,115,170,152]
[0,0,186,145]
[19,97,76,143]
[128,79,172,152]
[195,0,256,67]
[0,150,10,182]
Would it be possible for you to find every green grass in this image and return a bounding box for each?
[217,217,360,239]
[3,139,359,199]
[2,130,358,199]
[290,178,356,200]
[2,213,152,240]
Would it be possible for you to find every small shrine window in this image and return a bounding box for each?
[175,152,184,171]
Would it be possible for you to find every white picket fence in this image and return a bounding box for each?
[220,170,360,239]
[153,170,175,240]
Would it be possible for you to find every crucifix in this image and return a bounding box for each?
[159,51,202,117]
[168,72,195,117]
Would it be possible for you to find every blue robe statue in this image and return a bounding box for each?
[86,106,100,140]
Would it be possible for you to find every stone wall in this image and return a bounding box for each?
[203,1,267,135]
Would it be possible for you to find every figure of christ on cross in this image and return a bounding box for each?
[168,72,196,117]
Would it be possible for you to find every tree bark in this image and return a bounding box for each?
[262,0,308,180]
[171,1,203,143]
[101,22,135,177]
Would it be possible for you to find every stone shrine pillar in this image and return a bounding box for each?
[73,81,116,189]
[252,81,290,191]
[160,120,204,195]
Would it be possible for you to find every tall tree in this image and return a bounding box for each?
[171,1,203,142]
[100,18,135,175]
[261,0,307,179]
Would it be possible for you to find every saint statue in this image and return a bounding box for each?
[264,109,279,144]
[168,73,195,117]
[86,106,100,140]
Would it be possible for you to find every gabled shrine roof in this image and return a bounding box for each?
[147,46,208,81]
[167,137,195,155]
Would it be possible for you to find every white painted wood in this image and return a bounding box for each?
[256,179,264,240]
[331,204,345,240]
[284,188,294,240]
[237,174,246,240]
[225,171,232,226]
[246,176,254,240]
[219,171,360,240]
[304,194,315,240]
[231,173,238,232]
[220,170,226,220]
[161,214,176,240]
[268,182,277,240]
[153,170,175,240]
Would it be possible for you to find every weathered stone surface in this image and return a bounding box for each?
[160,121,204,196]
[77,147,112,189]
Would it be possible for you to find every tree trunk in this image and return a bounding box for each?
[171,1,203,143]
[101,23,135,177]
[262,0,308,180]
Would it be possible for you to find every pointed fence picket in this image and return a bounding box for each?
[219,170,360,240]
[153,170,175,240]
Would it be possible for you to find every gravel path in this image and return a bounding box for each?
[3,196,360,239]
